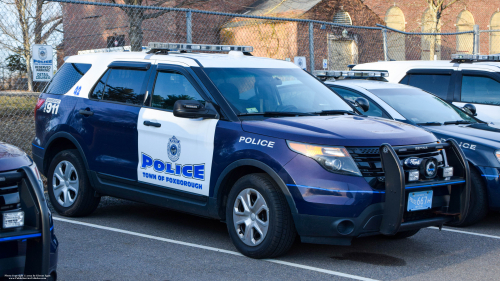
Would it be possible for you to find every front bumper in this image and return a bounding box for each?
[292,140,470,245]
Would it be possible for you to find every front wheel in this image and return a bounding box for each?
[47,149,100,216]
[226,174,296,258]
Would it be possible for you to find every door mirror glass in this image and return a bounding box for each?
[173,100,219,119]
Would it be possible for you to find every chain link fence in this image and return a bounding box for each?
[0,0,496,155]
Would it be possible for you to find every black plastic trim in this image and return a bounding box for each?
[108,61,151,70]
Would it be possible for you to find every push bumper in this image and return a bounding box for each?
[295,140,470,245]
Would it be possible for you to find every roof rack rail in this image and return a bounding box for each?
[147,42,253,55]
[451,54,500,63]
[313,70,389,81]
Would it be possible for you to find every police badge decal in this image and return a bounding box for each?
[39,47,47,60]
[167,136,181,162]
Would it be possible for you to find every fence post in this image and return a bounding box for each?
[309,22,315,72]
[473,24,479,55]
[382,28,388,61]
[186,10,192,44]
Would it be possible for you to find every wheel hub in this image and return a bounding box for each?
[52,160,79,208]
[233,188,270,246]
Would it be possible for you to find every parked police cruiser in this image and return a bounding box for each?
[316,70,500,226]
[33,42,471,258]
[0,142,58,279]
[352,54,500,127]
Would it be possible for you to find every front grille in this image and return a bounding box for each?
[0,171,21,212]
[346,144,444,189]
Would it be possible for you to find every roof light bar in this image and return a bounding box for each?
[314,70,389,79]
[148,42,253,53]
[451,54,500,62]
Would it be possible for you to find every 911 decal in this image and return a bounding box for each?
[44,98,60,115]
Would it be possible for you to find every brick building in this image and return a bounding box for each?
[60,0,500,69]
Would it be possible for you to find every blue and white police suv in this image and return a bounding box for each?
[0,142,58,279]
[352,54,500,127]
[316,70,500,226]
[33,42,471,258]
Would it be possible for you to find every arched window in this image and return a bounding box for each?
[421,8,441,60]
[385,6,405,60]
[333,10,352,26]
[490,12,500,54]
[456,10,474,54]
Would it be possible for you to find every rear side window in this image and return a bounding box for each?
[151,71,204,110]
[461,75,500,105]
[100,68,147,105]
[406,74,450,99]
[44,63,91,95]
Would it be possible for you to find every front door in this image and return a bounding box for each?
[137,64,217,196]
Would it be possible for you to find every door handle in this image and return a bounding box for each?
[143,120,161,127]
[79,109,94,116]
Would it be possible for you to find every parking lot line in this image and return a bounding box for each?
[428,226,500,239]
[53,217,378,281]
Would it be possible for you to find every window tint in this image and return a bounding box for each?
[151,71,204,110]
[102,69,147,105]
[44,63,91,95]
[399,75,409,84]
[408,74,450,99]
[332,87,385,117]
[461,75,500,105]
[90,70,110,100]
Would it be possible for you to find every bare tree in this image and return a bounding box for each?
[0,0,62,91]
[422,0,459,60]
[110,0,206,52]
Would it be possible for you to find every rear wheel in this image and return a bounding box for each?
[47,149,100,216]
[226,174,296,258]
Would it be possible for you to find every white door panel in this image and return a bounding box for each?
[453,102,500,127]
[137,108,217,196]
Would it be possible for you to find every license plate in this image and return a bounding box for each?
[407,190,433,212]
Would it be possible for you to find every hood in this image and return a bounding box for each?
[0,142,32,172]
[425,124,500,149]
[242,115,436,147]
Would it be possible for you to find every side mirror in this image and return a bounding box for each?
[355,97,370,113]
[463,103,477,116]
[173,100,219,119]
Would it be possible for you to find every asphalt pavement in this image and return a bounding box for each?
[47,196,500,281]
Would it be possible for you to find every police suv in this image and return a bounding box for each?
[352,54,500,127]
[316,70,500,226]
[33,43,471,258]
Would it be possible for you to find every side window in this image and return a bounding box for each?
[151,71,205,110]
[90,70,110,100]
[407,74,450,99]
[102,68,147,105]
[461,75,500,105]
[399,75,409,84]
[331,87,385,117]
[44,63,92,95]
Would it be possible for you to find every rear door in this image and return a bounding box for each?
[75,61,152,180]
[453,70,500,126]
[137,63,218,197]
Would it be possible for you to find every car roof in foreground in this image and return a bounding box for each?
[65,51,300,69]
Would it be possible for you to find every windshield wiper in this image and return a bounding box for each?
[237,111,316,117]
[444,120,472,125]
[416,122,442,126]
[312,110,357,116]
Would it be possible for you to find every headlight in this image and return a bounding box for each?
[287,141,362,176]
[496,150,500,164]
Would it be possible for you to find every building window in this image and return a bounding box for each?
[490,12,500,54]
[385,6,405,60]
[333,10,352,26]
[107,35,125,48]
[421,8,441,60]
[456,10,474,54]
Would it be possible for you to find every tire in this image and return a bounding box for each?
[226,173,296,259]
[385,229,420,239]
[47,149,100,217]
[453,168,488,227]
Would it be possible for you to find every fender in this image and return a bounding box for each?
[43,131,90,173]
[210,159,298,220]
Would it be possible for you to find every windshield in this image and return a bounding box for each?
[371,88,477,124]
[204,68,353,115]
